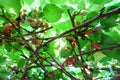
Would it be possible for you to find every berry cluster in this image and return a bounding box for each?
[3,24,14,36]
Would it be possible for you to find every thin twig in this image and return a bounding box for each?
[82,44,120,55]
[35,7,120,53]
[47,52,78,80]
[67,9,89,80]
[20,60,29,80]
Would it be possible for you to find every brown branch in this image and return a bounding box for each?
[67,9,89,80]
[67,9,76,28]
[98,67,120,71]
[0,9,56,79]
[27,64,52,69]
[33,49,78,80]
[0,8,15,26]
[8,66,23,74]
[93,76,110,80]
[47,52,78,80]
[30,51,57,80]
[10,44,55,79]
[0,8,35,53]
[20,60,29,80]
[14,49,56,79]
[82,44,120,55]
[9,26,53,39]
[0,6,119,80]
[0,34,76,45]
[35,7,120,53]
[0,26,53,45]
[89,67,120,80]
[7,44,29,59]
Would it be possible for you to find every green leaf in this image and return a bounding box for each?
[0,68,10,78]
[88,0,112,5]
[89,31,102,42]
[0,0,21,16]
[4,44,12,52]
[100,33,118,46]
[94,52,106,63]
[0,55,6,64]
[106,29,120,44]
[53,19,72,34]
[78,38,88,49]
[55,69,63,79]
[88,4,102,12]
[8,52,21,62]
[100,16,117,30]
[50,0,67,4]
[21,0,34,6]
[45,41,57,57]
[87,55,95,61]
[12,43,24,52]
[17,58,26,69]
[60,49,73,58]
[43,4,62,22]
[84,41,91,52]
[86,11,98,20]
[77,0,85,9]
[100,57,112,65]
[105,2,120,12]
[75,62,82,67]
[102,49,120,60]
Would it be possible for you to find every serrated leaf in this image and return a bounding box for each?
[17,58,26,69]
[43,4,62,22]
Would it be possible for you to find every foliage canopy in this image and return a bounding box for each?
[0,0,120,80]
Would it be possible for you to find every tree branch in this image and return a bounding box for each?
[82,44,120,55]
[47,52,78,80]
[67,9,89,80]
[35,7,120,53]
